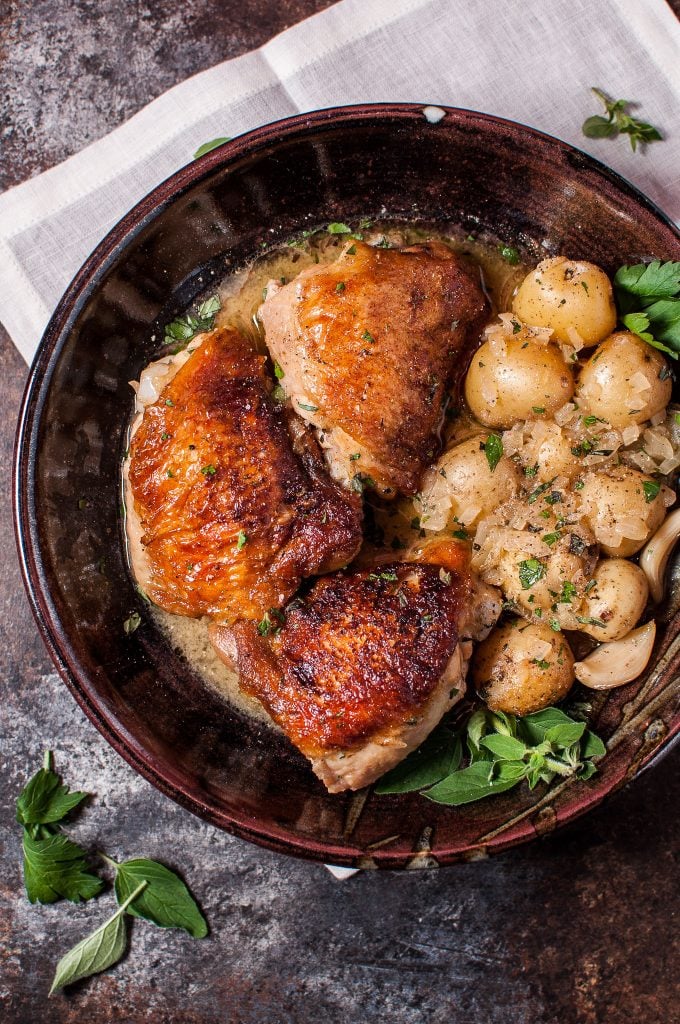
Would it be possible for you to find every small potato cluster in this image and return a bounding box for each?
[422,256,678,715]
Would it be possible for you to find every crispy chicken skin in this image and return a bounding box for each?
[210,541,501,792]
[258,240,488,497]
[127,327,362,623]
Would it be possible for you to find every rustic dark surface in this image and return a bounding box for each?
[1,2,679,1022]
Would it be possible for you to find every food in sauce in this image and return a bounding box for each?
[259,239,487,496]
[124,226,679,793]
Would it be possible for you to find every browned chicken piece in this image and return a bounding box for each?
[210,541,501,792]
[127,327,362,623]
[258,240,488,497]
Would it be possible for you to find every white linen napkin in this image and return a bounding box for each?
[1,0,679,362]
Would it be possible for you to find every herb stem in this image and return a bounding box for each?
[118,879,148,912]
[98,852,120,871]
[43,750,53,771]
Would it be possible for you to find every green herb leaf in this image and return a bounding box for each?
[374,728,462,794]
[581,730,606,759]
[518,558,546,590]
[123,612,141,635]
[484,433,503,473]
[498,245,520,265]
[479,734,527,760]
[614,261,680,358]
[23,832,104,905]
[424,760,524,806]
[643,479,661,503]
[327,222,352,234]
[49,881,146,994]
[544,721,586,748]
[582,89,662,152]
[193,137,230,159]
[113,859,207,938]
[236,529,248,550]
[17,760,88,828]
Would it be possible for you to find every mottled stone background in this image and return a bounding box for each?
[1,3,678,1022]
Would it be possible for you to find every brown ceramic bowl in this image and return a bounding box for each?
[14,104,680,868]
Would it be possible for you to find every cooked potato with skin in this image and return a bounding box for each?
[472,619,575,715]
[495,542,594,625]
[576,331,672,428]
[424,435,521,529]
[579,465,666,557]
[512,257,617,346]
[464,336,575,429]
[579,558,649,641]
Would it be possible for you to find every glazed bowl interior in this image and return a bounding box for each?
[15,105,680,868]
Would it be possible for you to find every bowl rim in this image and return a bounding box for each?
[13,102,680,867]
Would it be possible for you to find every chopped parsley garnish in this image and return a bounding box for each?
[498,244,520,265]
[362,329,376,344]
[483,433,503,473]
[452,528,469,541]
[532,406,546,415]
[527,478,556,504]
[123,612,142,635]
[335,281,346,293]
[518,558,546,590]
[542,532,561,546]
[559,581,578,604]
[327,222,352,234]
[576,615,607,628]
[369,570,398,582]
[532,659,551,670]
[236,530,248,550]
[273,362,285,379]
[643,479,661,503]
[200,464,217,476]
[346,244,357,256]
[163,294,221,352]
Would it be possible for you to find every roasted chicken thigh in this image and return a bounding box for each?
[259,240,488,497]
[211,541,501,791]
[127,327,362,622]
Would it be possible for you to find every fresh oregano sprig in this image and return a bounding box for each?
[582,87,662,151]
[16,753,208,994]
[375,706,606,804]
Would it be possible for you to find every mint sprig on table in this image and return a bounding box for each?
[16,753,207,994]
[375,707,606,804]
[582,87,662,151]
[614,261,680,359]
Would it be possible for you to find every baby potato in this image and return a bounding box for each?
[579,465,666,557]
[464,337,574,428]
[576,331,672,428]
[496,542,594,624]
[512,257,617,346]
[472,619,575,715]
[432,435,521,529]
[579,558,649,641]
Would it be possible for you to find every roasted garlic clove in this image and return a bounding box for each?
[574,620,656,690]
[640,508,680,604]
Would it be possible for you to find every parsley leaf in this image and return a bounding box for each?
[518,558,546,589]
[483,433,503,473]
[614,260,680,358]
[163,294,221,351]
[327,222,352,234]
[582,88,662,152]
[643,479,661,503]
